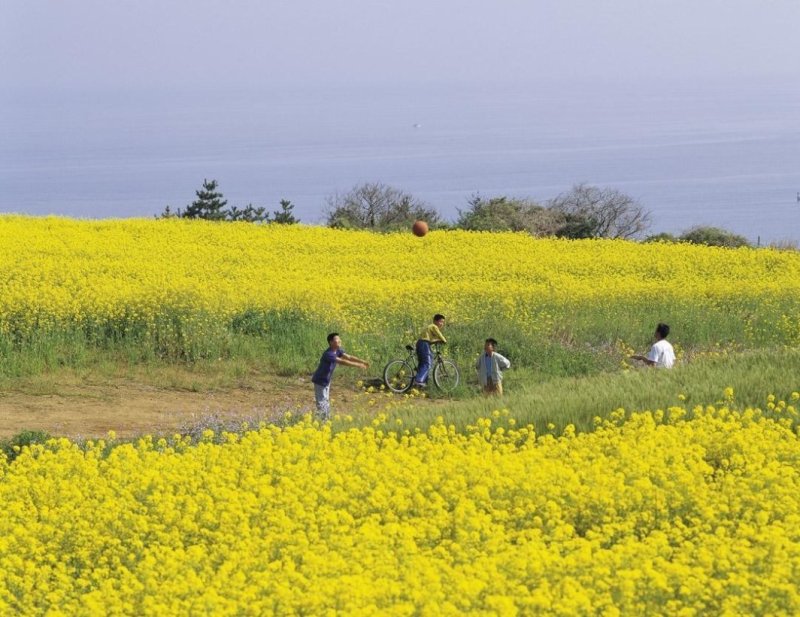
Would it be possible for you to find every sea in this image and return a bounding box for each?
[2,79,798,243]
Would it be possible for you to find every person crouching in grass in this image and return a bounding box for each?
[477,338,511,396]
[311,333,369,420]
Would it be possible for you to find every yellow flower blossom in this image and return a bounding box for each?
[0,401,797,613]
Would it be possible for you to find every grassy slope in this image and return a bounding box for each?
[1,288,798,440]
[1,346,798,440]
[381,347,800,434]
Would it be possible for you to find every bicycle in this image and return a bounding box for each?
[383,342,460,394]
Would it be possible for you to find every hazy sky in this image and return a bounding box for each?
[3,1,799,94]
[2,0,799,237]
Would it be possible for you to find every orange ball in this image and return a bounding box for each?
[412,220,429,237]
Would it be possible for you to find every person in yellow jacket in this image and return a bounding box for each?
[413,314,446,388]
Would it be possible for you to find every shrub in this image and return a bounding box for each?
[326,183,440,231]
[547,183,651,239]
[1,430,51,463]
[680,226,750,248]
[456,195,563,235]
[644,232,679,243]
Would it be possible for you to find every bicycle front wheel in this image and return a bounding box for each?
[433,359,460,392]
[383,359,415,394]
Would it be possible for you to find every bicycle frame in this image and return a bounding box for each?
[403,343,446,372]
[384,342,459,394]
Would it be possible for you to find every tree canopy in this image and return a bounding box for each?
[547,184,651,239]
[161,180,298,224]
[326,183,440,231]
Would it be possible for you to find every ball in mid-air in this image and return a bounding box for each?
[412,220,429,237]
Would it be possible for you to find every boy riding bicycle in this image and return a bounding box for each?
[414,314,446,388]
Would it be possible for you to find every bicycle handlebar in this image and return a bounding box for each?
[406,341,446,350]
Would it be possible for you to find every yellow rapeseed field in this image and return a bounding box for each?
[1,215,799,339]
[1,396,800,614]
[3,217,800,614]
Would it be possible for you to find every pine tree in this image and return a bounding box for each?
[272,199,299,224]
[158,205,181,219]
[182,179,228,221]
[227,203,269,223]
[157,180,299,224]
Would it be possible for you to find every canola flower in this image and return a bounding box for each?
[1,216,800,346]
[1,398,800,614]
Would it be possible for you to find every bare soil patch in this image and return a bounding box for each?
[0,373,374,439]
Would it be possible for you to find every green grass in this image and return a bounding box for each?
[1,301,780,381]
[381,347,800,435]
[3,346,798,447]
[3,306,800,440]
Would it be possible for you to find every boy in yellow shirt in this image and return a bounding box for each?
[413,314,446,388]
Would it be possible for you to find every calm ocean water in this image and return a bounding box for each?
[2,81,798,242]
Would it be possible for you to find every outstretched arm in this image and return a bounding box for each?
[630,354,656,366]
[339,354,369,369]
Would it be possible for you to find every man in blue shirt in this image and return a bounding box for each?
[311,333,369,420]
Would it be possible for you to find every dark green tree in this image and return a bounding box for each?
[272,199,299,224]
[227,203,269,223]
[183,179,228,221]
[159,181,298,224]
[554,213,599,239]
[159,205,180,219]
[679,226,750,248]
[456,195,564,236]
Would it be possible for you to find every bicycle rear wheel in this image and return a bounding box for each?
[433,359,460,392]
[383,359,415,394]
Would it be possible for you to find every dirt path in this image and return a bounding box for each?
[0,375,379,439]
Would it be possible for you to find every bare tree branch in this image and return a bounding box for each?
[547,183,651,239]
[326,183,440,231]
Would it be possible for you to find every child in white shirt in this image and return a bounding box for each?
[631,323,675,369]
